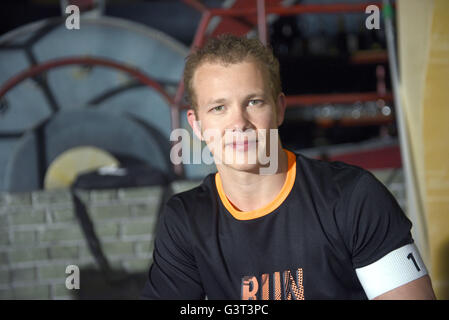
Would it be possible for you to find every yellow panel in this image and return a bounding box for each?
[398,0,449,299]
[397,0,433,269]
[397,0,433,203]
[44,146,119,190]
[422,0,449,299]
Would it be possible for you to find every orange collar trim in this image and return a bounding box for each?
[215,149,296,221]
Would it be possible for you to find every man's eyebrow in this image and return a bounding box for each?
[245,93,266,100]
[206,98,227,106]
[205,93,266,106]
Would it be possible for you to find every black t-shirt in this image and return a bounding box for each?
[141,150,413,300]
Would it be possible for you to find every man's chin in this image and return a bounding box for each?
[220,161,262,174]
[217,150,255,171]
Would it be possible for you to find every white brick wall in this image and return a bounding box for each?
[0,180,202,300]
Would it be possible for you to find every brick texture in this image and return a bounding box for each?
[0,182,185,300]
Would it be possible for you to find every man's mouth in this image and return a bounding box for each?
[225,139,258,151]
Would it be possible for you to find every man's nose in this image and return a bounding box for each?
[229,106,250,131]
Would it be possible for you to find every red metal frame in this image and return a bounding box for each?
[0,56,175,106]
[257,0,268,46]
[208,0,285,38]
[209,2,384,16]
[179,0,394,113]
[178,0,398,170]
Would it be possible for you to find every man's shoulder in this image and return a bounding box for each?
[165,173,217,217]
[293,151,370,191]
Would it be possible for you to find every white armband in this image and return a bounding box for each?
[355,243,428,299]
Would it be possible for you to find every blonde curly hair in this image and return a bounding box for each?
[183,34,282,111]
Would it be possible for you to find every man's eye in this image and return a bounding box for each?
[211,105,224,112]
[248,99,262,106]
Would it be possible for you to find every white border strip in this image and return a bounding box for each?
[355,243,428,299]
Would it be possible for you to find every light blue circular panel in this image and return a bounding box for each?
[0,16,216,190]
[4,109,171,193]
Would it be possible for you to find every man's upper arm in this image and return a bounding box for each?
[342,171,435,299]
[355,242,436,299]
[373,275,436,300]
[141,199,205,300]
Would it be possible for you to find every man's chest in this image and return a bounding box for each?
[189,208,363,299]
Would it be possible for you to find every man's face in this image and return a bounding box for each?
[187,59,286,173]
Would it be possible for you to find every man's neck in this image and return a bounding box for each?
[216,147,289,212]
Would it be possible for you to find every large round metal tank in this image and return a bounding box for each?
[0,16,215,192]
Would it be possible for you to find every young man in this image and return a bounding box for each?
[141,34,436,300]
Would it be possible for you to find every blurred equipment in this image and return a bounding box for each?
[0,8,190,192]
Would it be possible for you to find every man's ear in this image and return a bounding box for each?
[187,108,203,140]
[276,93,287,127]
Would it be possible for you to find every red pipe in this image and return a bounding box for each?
[267,2,384,15]
[173,10,212,109]
[0,56,188,176]
[209,2,384,17]
[257,0,268,46]
[0,56,175,107]
[180,0,208,13]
